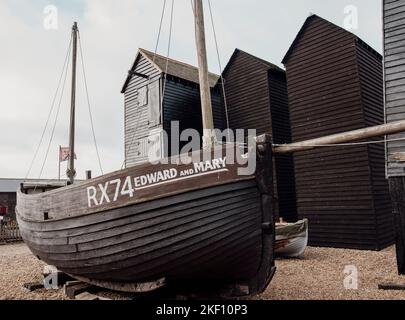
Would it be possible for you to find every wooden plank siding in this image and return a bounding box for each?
[384,0,405,177]
[123,50,223,166]
[124,55,161,166]
[283,15,393,250]
[221,49,297,221]
[357,40,394,248]
[162,76,224,156]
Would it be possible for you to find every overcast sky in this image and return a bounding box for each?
[0,0,382,179]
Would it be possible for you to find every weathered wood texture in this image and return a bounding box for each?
[194,0,216,146]
[17,147,254,221]
[17,139,275,295]
[384,0,405,177]
[162,76,224,156]
[389,177,405,274]
[18,180,264,289]
[221,49,297,221]
[124,54,161,166]
[123,49,223,166]
[283,15,393,250]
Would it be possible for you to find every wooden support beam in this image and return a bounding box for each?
[389,177,405,275]
[64,281,94,299]
[378,283,405,291]
[23,282,44,292]
[128,71,149,79]
[274,120,405,154]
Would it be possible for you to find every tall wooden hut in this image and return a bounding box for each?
[221,49,297,221]
[121,48,223,166]
[384,0,405,176]
[383,0,405,272]
[282,14,393,250]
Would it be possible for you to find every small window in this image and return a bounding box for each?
[138,86,148,106]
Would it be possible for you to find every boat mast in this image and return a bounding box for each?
[67,22,78,184]
[194,0,217,148]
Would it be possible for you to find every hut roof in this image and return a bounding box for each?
[223,48,285,75]
[282,14,381,65]
[122,48,219,93]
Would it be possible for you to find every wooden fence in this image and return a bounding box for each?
[0,220,22,243]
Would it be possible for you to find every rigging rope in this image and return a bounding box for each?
[153,0,167,63]
[35,41,72,187]
[207,0,230,133]
[25,36,73,180]
[78,31,104,175]
[161,0,174,112]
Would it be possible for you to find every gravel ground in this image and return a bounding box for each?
[0,243,65,300]
[258,246,405,300]
[1,242,405,300]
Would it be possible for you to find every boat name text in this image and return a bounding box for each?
[86,157,227,208]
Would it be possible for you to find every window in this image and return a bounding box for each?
[137,86,148,106]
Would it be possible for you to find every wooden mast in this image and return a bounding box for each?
[67,22,78,184]
[194,0,217,148]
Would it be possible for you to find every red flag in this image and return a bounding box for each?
[59,147,77,162]
[0,206,8,216]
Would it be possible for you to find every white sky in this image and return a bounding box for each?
[0,0,382,179]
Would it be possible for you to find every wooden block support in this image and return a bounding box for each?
[64,281,94,299]
[23,282,44,292]
[378,283,405,291]
[389,177,405,275]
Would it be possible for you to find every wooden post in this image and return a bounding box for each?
[249,134,276,294]
[389,177,405,275]
[194,0,217,148]
[67,22,78,184]
[274,120,405,154]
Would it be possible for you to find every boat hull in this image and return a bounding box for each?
[19,181,262,282]
[17,136,276,295]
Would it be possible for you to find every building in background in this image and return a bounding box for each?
[283,14,393,250]
[0,179,66,222]
[383,0,405,273]
[0,179,22,221]
[221,49,297,221]
[121,48,224,167]
[384,0,405,175]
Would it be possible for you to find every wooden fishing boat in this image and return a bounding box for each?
[17,141,275,293]
[275,219,308,258]
[16,1,276,295]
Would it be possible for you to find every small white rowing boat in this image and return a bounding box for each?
[275,219,308,258]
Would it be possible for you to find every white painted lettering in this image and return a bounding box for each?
[99,182,110,204]
[110,179,121,202]
[87,186,98,207]
[121,176,134,198]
